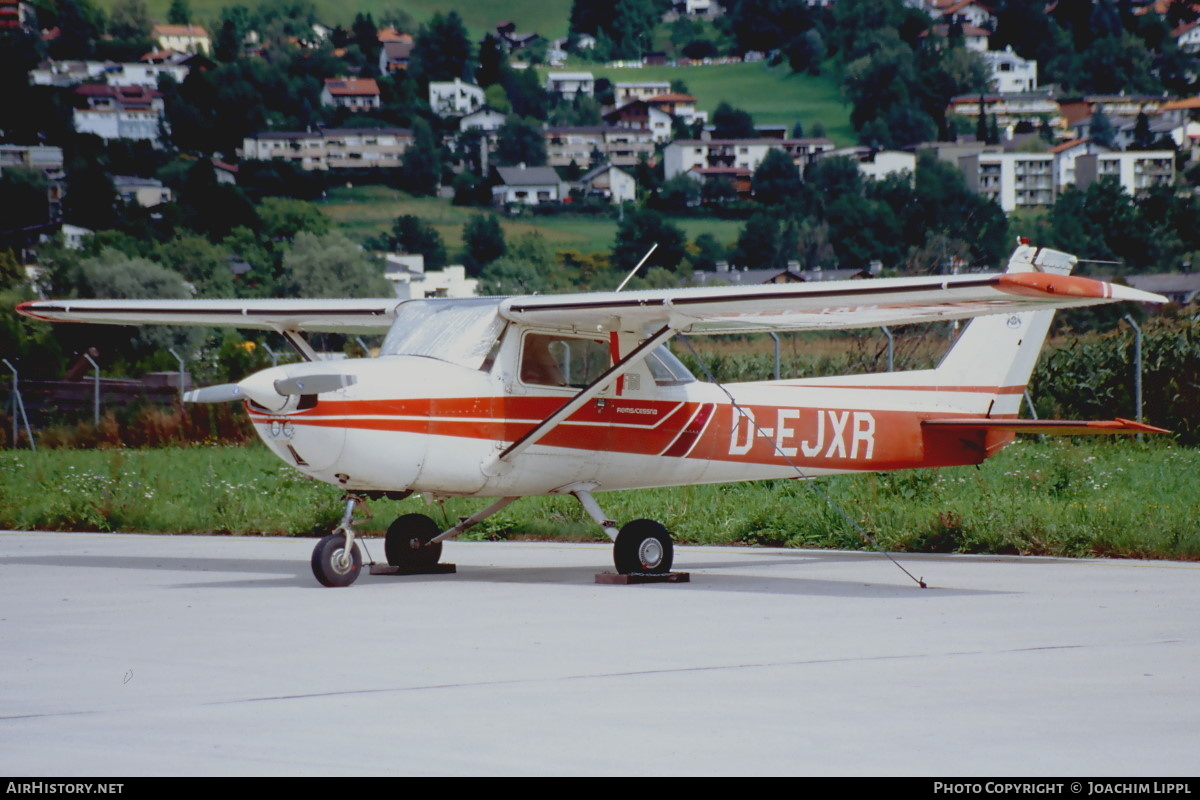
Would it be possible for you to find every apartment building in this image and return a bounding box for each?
[662,138,835,180]
[1074,151,1175,194]
[241,127,413,170]
[544,126,655,168]
[959,152,1055,212]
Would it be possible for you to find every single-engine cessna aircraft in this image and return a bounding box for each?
[19,243,1168,586]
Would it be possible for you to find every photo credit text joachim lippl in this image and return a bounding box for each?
[933,785,1192,796]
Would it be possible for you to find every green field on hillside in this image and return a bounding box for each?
[564,61,855,145]
[119,0,574,38]
[318,186,747,254]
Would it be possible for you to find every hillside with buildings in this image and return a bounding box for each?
[2,0,1199,348]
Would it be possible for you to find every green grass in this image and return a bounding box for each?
[3,440,1197,560]
[317,185,748,254]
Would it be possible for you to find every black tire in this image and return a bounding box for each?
[311,533,362,587]
[385,513,444,569]
[613,519,674,575]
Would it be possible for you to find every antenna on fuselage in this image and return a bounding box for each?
[615,243,658,292]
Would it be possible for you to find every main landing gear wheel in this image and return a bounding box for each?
[613,519,674,575]
[312,533,362,587]
[385,513,444,570]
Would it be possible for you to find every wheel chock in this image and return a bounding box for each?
[369,563,457,576]
[595,571,690,585]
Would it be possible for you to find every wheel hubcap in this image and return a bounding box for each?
[332,548,352,574]
[638,538,663,569]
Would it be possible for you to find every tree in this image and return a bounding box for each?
[570,0,666,60]
[752,149,802,207]
[389,215,447,269]
[157,234,234,297]
[411,12,472,85]
[0,168,50,233]
[214,20,242,62]
[401,118,441,196]
[351,13,381,76]
[0,249,24,291]
[278,231,391,297]
[177,159,260,240]
[496,116,548,167]
[503,67,550,120]
[64,164,117,231]
[52,0,104,59]
[108,0,150,39]
[1090,106,1116,148]
[712,102,756,139]
[651,174,700,213]
[476,34,508,88]
[1130,111,1154,151]
[689,232,725,271]
[167,0,190,25]
[258,198,331,241]
[478,232,567,294]
[612,209,688,271]
[74,248,198,353]
[461,215,506,275]
[730,213,786,269]
[77,248,184,299]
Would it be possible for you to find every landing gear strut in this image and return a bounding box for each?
[567,486,676,576]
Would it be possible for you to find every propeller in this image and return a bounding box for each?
[274,374,357,396]
[183,383,246,403]
[184,371,357,407]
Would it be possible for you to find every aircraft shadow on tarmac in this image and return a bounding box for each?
[0,550,1006,598]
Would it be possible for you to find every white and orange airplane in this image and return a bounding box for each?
[19,243,1168,586]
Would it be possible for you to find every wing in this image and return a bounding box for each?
[17,298,403,335]
[500,272,1166,334]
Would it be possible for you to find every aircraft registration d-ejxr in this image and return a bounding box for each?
[19,244,1168,586]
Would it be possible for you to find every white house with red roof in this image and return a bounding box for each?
[926,0,996,29]
[321,78,381,111]
[72,84,165,144]
[152,24,210,55]
[1173,20,1200,53]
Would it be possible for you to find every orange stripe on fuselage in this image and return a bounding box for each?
[250,396,995,471]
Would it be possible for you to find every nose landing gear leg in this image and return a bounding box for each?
[311,494,369,587]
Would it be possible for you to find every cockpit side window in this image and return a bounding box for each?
[520,333,610,388]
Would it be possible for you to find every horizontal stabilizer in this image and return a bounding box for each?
[922,418,1169,435]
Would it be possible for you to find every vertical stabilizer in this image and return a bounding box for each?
[932,245,1077,417]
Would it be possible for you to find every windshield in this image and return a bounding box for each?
[645,345,696,385]
[380,298,506,370]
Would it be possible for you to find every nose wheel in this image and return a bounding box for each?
[311,493,369,587]
[311,532,362,587]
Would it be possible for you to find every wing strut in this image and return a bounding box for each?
[484,324,676,473]
[280,329,319,362]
